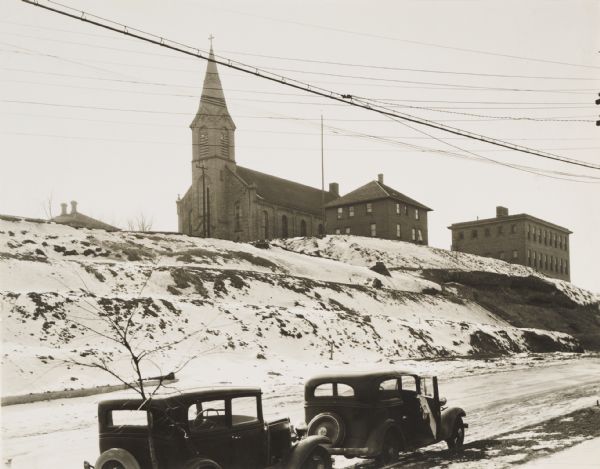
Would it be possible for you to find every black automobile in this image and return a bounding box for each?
[87,387,330,469]
[300,371,467,465]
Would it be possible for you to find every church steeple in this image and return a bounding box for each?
[190,40,236,163]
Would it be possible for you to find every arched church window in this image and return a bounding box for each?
[318,224,324,236]
[220,130,229,158]
[234,202,241,231]
[262,211,269,239]
[281,215,288,238]
[199,129,208,158]
[300,219,307,237]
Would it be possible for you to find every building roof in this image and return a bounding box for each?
[324,180,432,211]
[52,212,119,232]
[236,166,338,216]
[448,213,572,234]
[190,45,235,129]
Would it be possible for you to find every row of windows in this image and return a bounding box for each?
[336,203,420,220]
[235,203,323,239]
[484,250,519,261]
[527,250,569,274]
[458,223,518,240]
[527,225,568,250]
[334,224,423,241]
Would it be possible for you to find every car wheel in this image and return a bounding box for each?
[184,458,222,469]
[95,448,141,469]
[446,417,465,450]
[300,447,332,469]
[307,412,346,446]
[376,431,400,466]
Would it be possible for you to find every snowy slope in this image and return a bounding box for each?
[0,217,589,396]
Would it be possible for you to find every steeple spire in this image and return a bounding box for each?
[190,39,234,127]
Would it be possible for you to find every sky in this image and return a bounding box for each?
[0,0,599,291]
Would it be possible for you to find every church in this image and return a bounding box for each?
[177,46,338,241]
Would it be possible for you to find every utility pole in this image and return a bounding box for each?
[596,93,600,126]
[321,114,325,236]
[194,161,208,237]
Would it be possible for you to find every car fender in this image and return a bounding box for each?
[439,407,466,441]
[279,435,330,469]
[365,419,405,458]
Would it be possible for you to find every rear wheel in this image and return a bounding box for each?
[95,449,141,469]
[446,417,465,450]
[300,447,332,469]
[184,458,222,469]
[376,431,400,465]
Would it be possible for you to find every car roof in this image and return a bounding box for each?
[305,370,419,388]
[99,386,261,409]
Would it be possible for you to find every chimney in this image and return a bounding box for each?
[496,206,509,218]
[329,182,339,197]
[377,173,384,184]
[60,203,67,216]
[70,200,78,215]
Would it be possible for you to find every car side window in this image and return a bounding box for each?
[314,383,334,397]
[378,378,400,400]
[188,399,227,433]
[110,410,148,428]
[421,377,434,398]
[337,383,354,397]
[231,396,259,426]
[399,376,418,393]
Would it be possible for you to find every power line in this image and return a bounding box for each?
[4,23,600,81]
[19,0,600,171]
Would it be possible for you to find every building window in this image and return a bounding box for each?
[411,228,416,241]
[499,251,505,260]
[281,215,288,238]
[318,224,324,236]
[335,228,341,235]
[396,224,401,238]
[458,231,464,240]
[544,254,548,270]
[565,261,569,275]
[417,229,423,242]
[370,223,376,237]
[527,224,531,240]
[300,219,307,237]
[537,228,541,243]
[345,227,351,234]
[471,229,478,239]
[366,203,373,214]
[512,250,518,259]
[497,225,504,235]
[349,206,354,217]
[533,251,537,268]
[220,130,229,158]
[543,230,547,245]
[262,211,269,239]
[404,205,408,215]
[511,224,517,234]
[528,249,531,266]
[337,207,343,219]
[396,203,400,215]
[234,202,241,231]
[484,227,490,237]
[415,209,420,220]
[199,130,209,158]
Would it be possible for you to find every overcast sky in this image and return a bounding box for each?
[1,0,599,291]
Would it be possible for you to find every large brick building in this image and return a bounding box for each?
[177,46,337,241]
[325,174,432,244]
[448,206,571,281]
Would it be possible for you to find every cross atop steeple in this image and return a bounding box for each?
[208,34,215,49]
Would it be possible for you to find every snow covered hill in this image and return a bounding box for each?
[1,216,596,397]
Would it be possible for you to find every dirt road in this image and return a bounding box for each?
[2,355,599,468]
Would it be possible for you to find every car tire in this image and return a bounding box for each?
[95,448,141,469]
[306,412,346,446]
[376,430,400,466]
[446,417,465,450]
[300,446,332,469]
[184,458,222,469]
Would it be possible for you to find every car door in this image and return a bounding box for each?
[229,395,265,469]
[187,398,233,467]
[415,377,437,447]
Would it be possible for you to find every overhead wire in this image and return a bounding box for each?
[17,0,600,171]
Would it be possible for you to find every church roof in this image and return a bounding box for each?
[324,180,432,211]
[236,166,338,216]
[190,45,235,129]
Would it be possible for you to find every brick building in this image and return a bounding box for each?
[448,206,571,281]
[324,174,432,244]
[52,201,119,232]
[177,46,338,241]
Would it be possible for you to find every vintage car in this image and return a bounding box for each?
[300,371,467,464]
[86,387,331,469]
